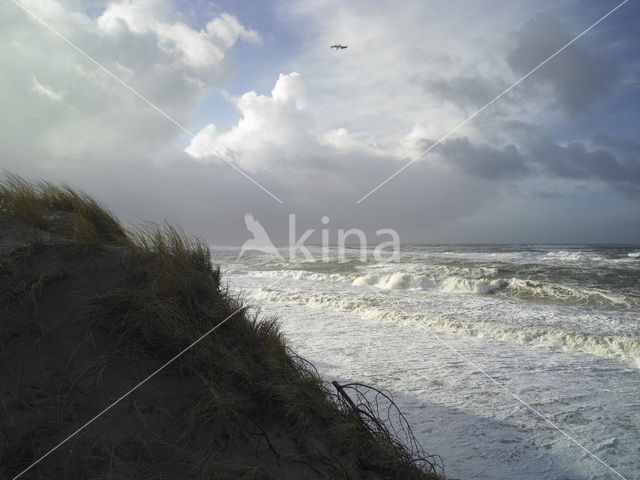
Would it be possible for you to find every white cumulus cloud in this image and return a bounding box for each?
[186,72,318,168]
[97,0,261,71]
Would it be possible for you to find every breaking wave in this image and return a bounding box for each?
[248,288,640,367]
[505,278,639,309]
[352,273,507,294]
[239,268,639,310]
[236,268,352,284]
[349,272,637,309]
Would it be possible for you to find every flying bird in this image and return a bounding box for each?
[331,45,348,50]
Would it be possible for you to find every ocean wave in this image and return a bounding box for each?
[248,269,353,284]
[226,269,249,275]
[236,267,638,310]
[538,250,640,265]
[439,276,507,294]
[364,310,640,368]
[430,248,637,266]
[505,278,638,309]
[351,272,638,309]
[423,250,537,264]
[353,272,432,290]
[250,288,370,313]
[248,288,640,367]
[540,250,606,263]
[352,272,506,294]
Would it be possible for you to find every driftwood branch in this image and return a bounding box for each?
[332,381,445,477]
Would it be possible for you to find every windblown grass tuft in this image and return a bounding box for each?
[0,172,131,246]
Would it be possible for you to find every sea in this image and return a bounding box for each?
[211,244,640,480]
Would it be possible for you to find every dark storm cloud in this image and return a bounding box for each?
[435,137,528,179]
[507,14,620,114]
[592,134,640,156]
[524,133,640,196]
[412,124,640,197]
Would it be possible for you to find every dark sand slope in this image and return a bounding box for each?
[0,177,444,479]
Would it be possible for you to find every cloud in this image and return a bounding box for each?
[181,47,637,239]
[32,77,64,101]
[507,14,620,114]
[524,133,640,196]
[320,128,382,154]
[186,71,398,176]
[205,13,262,48]
[592,134,640,157]
[98,3,261,70]
[181,68,508,238]
[186,72,316,169]
[270,72,306,109]
[422,75,502,109]
[1,0,637,244]
[436,137,528,179]
[0,0,259,162]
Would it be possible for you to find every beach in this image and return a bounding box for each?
[217,244,640,479]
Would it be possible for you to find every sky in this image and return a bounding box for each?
[1,0,638,245]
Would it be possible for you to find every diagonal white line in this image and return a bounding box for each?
[8,0,283,204]
[11,276,284,480]
[357,0,629,204]
[364,285,628,480]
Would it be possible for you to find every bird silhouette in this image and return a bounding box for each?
[331,45,348,50]
[237,213,283,260]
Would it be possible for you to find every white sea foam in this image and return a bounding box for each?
[352,272,433,290]
[505,278,637,309]
[352,272,506,294]
[220,243,640,478]
[540,250,605,263]
[240,268,352,284]
[418,250,538,264]
[260,299,640,480]
[438,276,507,294]
[247,287,640,367]
[417,247,639,267]
[538,249,640,266]
[243,266,639,310]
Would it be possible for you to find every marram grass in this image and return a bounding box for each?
[0,172,131,246]
[0,173,444,479]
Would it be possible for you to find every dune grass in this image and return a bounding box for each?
[0,174,444,479]
[0,172,131,247]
